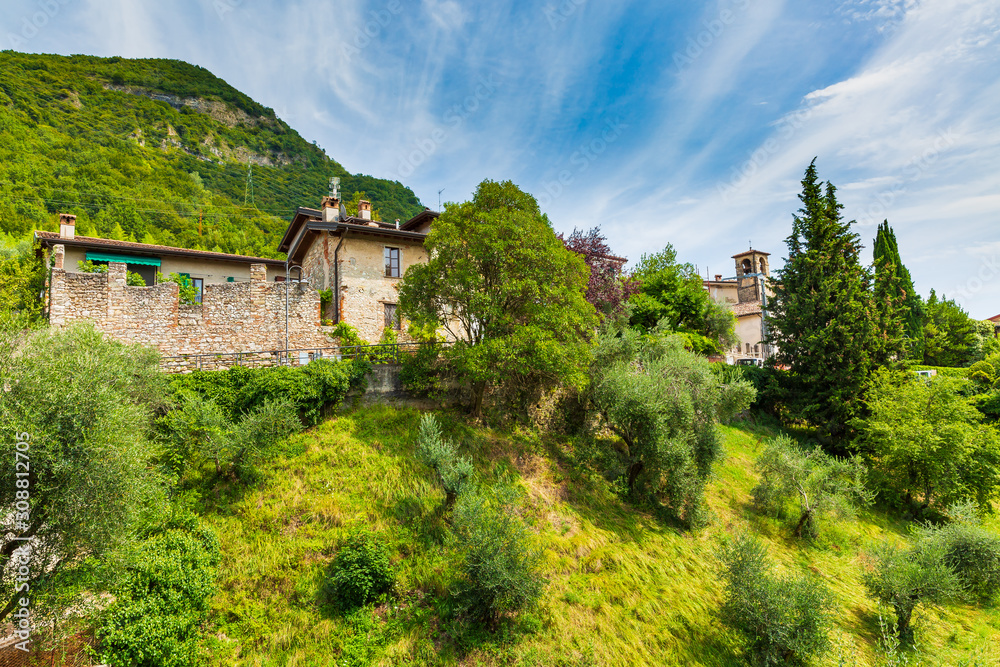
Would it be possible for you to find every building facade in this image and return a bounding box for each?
[704,248,774,363]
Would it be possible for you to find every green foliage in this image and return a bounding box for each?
[98,524,220,667]
[451,483,545,630]
[718,532,833,665]
[343,190,382,221]
[327,532,394,610]
[416,414,474,510]
[912,503,1000,604]
[329,321,368,348]
[751,434,873,538]
[399,179,597,417]
[628,244,738,355]
[79,259,147,286]
[0,51,423,256]
[0,235,45,326]
[0,322,166,624]
[767,160,881,445]
[873,220,923,361]
[157,392,301,481]
[858,370,1000,516]
[861,538,963,645]
[400,341,446,397]
[168,358,370,426]
[157,271,199,304]
[589,324,755,526]
[922,291,982,368]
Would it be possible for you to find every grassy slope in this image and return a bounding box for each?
[197,406,1000,666]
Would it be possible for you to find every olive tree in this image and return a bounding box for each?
[751,435,873,538]
[590,324,755,526]
[0,322,168,624]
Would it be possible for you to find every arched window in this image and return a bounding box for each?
[741,259,752,274]
[758,258,767,275]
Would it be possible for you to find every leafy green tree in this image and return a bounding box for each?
[0,235,45,327]
[718,532,833,665]
[590,325,755,526]
[451,483,544,630]
[628,245,738,355]
[398,180,597,418]
[861,538,963,645]
[857,370,1000,516]
[751,435,873,538]
[922,290,980,367]
[872,221,914,365]
[0,323,167,624]
[767,160,879,444]
[415,414,473,511]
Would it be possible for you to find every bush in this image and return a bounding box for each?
[415,414,474,510]
[97,525,220,667]
[328,532,394,610]
[718,532,833,666]
[913,503,1000,604]
[451,484,545,630]
[751,435,873,539]
[400,342,445,397]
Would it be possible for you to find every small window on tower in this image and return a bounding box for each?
[384,303,401,330]
[384,247,401,278]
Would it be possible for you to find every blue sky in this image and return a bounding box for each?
[4,0,999,317]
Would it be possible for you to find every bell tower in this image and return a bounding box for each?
[733,249,770,304]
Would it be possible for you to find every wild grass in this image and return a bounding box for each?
[196,406,1000,666]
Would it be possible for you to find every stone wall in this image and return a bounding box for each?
[49,256,331,359]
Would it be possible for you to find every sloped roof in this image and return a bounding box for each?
[34,231,286,266]
[731,301,763,317]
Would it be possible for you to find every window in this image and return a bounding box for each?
[384,303,400,330]
[384,247,401,278]
[178,273,204,304]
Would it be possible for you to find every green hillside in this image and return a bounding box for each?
[194,405,999,666]
[0,51,424,258]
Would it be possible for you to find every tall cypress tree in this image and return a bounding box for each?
[872,220,923,360]
[767,160,878,447]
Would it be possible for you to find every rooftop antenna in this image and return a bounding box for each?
[329,176,341,199]
[438,188,445,212]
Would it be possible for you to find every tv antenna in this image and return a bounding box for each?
[329,176,341,199]
[438,188,445,211]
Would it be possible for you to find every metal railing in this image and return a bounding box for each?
[159,341,452,373]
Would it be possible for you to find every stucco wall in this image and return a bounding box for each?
[49,257,330,363]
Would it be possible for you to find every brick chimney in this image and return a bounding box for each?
[358,200,372,221]
[321,196,340,224]
[715,274,722,281]
[59,213,76,240]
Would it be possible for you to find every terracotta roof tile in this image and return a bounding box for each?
[730,301,763,317]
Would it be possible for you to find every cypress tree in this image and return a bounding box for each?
[767,160,878,447]
[872,221,924,360]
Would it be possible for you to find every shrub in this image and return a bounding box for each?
[97,525,220,667]
[451,484,545,630]
[913,503,1000,604]
[415,414,473,510]
[156,271,199,304]
[328,532,394,610]
[861,538,962,645]
[400,341,445,397]
[751,435,873,538]
[718,532,833,666]
[78,259,146,285]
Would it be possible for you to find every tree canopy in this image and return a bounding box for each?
[398,179,598,417]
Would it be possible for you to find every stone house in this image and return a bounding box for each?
[703,248,774,363]
[278,197,438,343]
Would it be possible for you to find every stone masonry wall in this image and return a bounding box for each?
[49,257,331,359]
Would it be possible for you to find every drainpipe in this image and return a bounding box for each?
[332,226,347,322]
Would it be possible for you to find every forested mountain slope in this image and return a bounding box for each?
[0,52,423,258]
